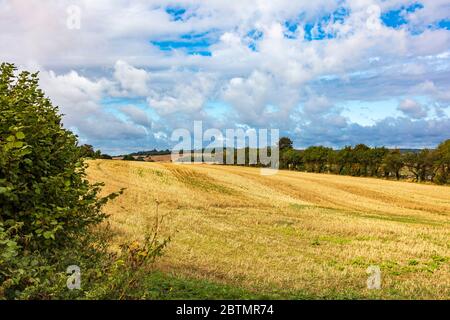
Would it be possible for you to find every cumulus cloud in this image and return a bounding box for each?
[114,60,150,96]
[38,70,112,126]
[222,71,273,125]
[1,0,449,152]
[303,95,334,115]
[119,105,152,128]
[38,68,151,152]
[397,99,428,119]
[147,72,215,115]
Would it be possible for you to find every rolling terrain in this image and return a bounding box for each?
[87,160,450,299]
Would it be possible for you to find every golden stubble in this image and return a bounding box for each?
[87,160,450,299]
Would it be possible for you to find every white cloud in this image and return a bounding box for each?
[303,95,334,115]
[39,70,111,119]
[413,80,450,102]
[222,71,273,124]
[120,105,152,128]
[114,60,150,96]
[147,72,215,115]
[1,0,449,152]
[38,68,149,146]
[397,98,428,119]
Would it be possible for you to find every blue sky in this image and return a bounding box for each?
[1,0,449,154]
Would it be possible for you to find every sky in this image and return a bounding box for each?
[0,0,449,154]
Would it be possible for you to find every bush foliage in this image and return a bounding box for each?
[0,63,168,299]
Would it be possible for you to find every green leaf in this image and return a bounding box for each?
[15,131,25,140]
[43,231,53,239]
[13,141,24,148]
[0,187,12,194]
[17,148,32,157]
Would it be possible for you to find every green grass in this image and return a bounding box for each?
[139,271,271,300]
[134,271,384,300]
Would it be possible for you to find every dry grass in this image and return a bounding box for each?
[87,160,450,299]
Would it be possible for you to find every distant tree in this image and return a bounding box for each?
[78,144,103,159]
[404,150,435,182]
[79,144,96,158]
[281,148,302,170]
[303,146,332,173]
[123,154,135,161]
[122,155,145,161]
[368,147,389,177]
[353,144,370,176]
[422,149,439,182]
[278,137,293,151]
[335,146,354,175]
[383,149,404,180]
[326,149,336,173]
[434,139,450,184]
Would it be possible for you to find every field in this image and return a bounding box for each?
[87,160,450,299]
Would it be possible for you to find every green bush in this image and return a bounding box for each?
[0,62,127,298]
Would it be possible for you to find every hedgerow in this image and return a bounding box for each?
[0,63,168,299]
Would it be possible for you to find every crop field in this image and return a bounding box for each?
[87,160,450,299]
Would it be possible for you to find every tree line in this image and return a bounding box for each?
[170,137,449,185]
[277,137,450,185]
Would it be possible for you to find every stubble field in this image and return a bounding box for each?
[87,160,450,299]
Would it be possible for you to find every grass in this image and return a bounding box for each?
[87,160,450,299]
[141,271,270,300]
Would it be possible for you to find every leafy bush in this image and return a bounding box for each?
[0,63,120,249]
[0,63,158,299]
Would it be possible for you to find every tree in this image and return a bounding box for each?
[434,139,450,184]
[353,144,370,176]
[404,150,435,182]
[278,137,293,151]
[123,154,136,161]
[278,137,294,169]
[303,146,332,173]
[79,144,95,158]
[0,63,120,297]
[383,149,404,180]
[281,148,302,170]
[335,146,354,175]
[79,144,103,159]
[368,147,388,177]
[100,154,113,159]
